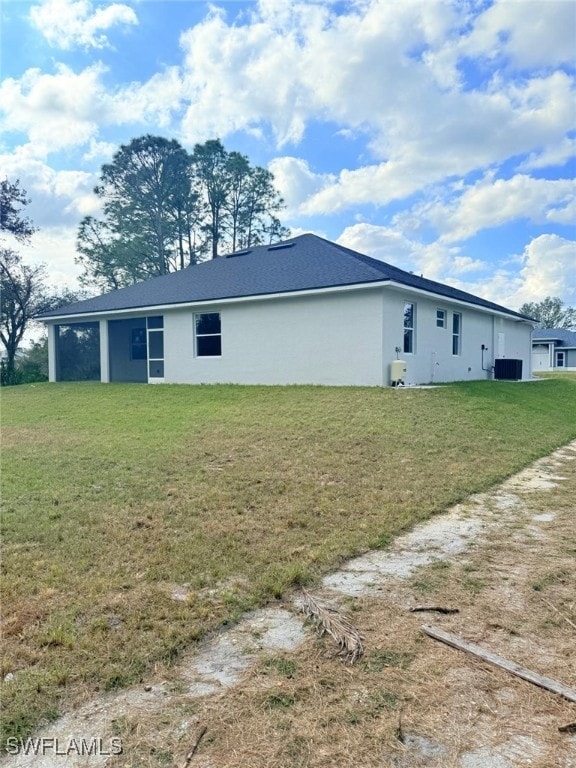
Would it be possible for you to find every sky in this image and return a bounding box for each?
[1,0,575,313]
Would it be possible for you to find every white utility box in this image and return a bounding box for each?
[390,360,407,386]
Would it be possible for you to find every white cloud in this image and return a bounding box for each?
[0,64,107,155]
[110,67,183,129]
[432,235,576,311]
[519,137,576,171]
[29,0,137,50]
[15,226,83,290]
[334,223,576,314]
[268,157,335,216]
[460,0,576,69]
[302,69,575,214]
[82,138,118,163]
[168,0,574,212]
[514,235,576,306]
[177,5,317,147]
[337,223,421,272]
[0,63,183,157]
[404,174,576,243]
[0,147,99,226]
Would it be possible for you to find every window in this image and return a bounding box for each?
[452,313,462,355]
[403,302,415,354]
[436,309,446,328]
[195,312,221,357]
[131,328,147,360]
[556,351,565,368]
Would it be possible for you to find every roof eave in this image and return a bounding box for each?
[384,281,532,322]
[38,280,389,323]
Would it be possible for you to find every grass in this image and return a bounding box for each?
[176,454,576,768]
[1,376,576,746]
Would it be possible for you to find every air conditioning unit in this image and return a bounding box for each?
[494,359,523,380]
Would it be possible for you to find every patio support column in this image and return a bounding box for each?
[99,319,110,383]
[48,324,57,382]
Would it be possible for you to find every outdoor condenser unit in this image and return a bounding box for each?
[494,359,523,381]
[390,360,407,386]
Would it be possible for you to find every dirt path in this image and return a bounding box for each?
[4,442,576,767]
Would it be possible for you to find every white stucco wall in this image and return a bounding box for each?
[44,284,533,386]
[380,287,532,384]
[164,288,385,386]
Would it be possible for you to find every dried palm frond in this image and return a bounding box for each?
[299,589,364,664]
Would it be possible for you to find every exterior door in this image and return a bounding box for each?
[147,316,164,381]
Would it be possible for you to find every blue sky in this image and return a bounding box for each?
[1,0,575,310]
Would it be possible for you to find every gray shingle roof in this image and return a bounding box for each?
[532,328,576,347]
[40,234,531,320]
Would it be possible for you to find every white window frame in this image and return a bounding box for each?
[194,312,222,357]
[403,302,415,354]
[556,350,565,368]
[436,309,447,328]
[452,312,462,356]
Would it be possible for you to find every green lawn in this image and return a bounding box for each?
[2,378,576,745]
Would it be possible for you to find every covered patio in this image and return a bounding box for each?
[47,316,164,383]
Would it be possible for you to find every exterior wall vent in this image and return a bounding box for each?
[268,242,295,251]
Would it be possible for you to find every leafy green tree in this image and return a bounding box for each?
[191,141,289,257]
[77,136,289,285]
[76,135,198,289]
[191,139,230,260]
[223,155,289,252]
[14,337,49,383]
[0,179,36,241]
[0,180,45,385]
[0,250,54,385]
[519,297,576,329]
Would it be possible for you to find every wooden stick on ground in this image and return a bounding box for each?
[180,726,207,768]
[421,624,576,704]
[410,606,459,614]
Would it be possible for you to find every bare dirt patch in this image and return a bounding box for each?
[3,443,575,767]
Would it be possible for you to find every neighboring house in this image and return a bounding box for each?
[40,234,534,387]
[531,328,576,372]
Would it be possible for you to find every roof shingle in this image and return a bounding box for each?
[40,233,531,320]
[532,328,576,347]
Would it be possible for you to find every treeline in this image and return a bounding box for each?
[76,136,290,290]
[0,179,86,385]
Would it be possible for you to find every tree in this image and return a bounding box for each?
[14,337,49,383]
[0,180,81,385]
[0,179,36,241]
[0,250,55,385]
[223,155,289,252]
[0,180,46,385]
[76,136,290,285]
[191,140,289,258]
[76,135,199,290]
[191,139,230,260]
[519,297,576,329]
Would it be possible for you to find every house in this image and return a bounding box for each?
[531,328,576,372]
[40,234,534,386]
